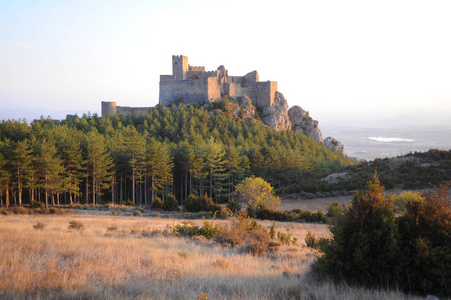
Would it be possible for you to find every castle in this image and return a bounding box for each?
[101,55,278,117]
[100,55,345,154]
[159,55,277,108]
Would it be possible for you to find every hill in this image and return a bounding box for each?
[0,103,354,207]
[282,149,451,195]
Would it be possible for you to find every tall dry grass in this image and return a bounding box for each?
[0,214,421,299]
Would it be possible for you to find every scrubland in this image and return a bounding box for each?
[0,214,422,299]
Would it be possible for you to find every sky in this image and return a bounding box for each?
[1,0,451,130]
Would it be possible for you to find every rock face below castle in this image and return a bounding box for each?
[261,92,292,131]
[288,106,323,142]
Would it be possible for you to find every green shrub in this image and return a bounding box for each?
[68,220,84,230]
[171,220,221,240]
[123,199,135,207]
[30,201,45,210]
[397,184,451,295]
[392,191,424,214]
[13,206,29,214]
[185,194,221,213]
[217,206,233,218]
[33,223,47,230]
[227,200,241,213]
[255,208,327,223]
[317,174,398,288]
[326,201,343,218]
[277,228,297,245]
[316,175,451,296]
[305,231,320,250]
[163,194,178,211]
[151,197,163,209]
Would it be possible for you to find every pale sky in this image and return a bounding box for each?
[1,0,451,126]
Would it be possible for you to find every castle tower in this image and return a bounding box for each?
[172,55,189,80]
[101,101,117,117]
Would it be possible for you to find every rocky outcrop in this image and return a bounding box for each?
[234,96,256,119]
[324,137,345,154]
[261,92,292,131]
[288,106,323,143]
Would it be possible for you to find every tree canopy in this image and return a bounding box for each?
[0,104,354,207]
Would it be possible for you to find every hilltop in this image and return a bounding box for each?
[101,55,345,154]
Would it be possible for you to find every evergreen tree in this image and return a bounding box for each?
[318,173,398,287]
[9,140,34,206]
[123,125,146,205]
[143,138,173,203]
[0,152,11,208]
[84,130,113,204]
[35,138,65,207]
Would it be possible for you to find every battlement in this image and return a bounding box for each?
[189,66,205,72]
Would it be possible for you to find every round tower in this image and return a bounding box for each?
[101,101,117,117]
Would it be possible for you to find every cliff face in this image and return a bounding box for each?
[323,137,345,154]
[261,99,344,155]
[261,92,291,131]
[288,106,323,142]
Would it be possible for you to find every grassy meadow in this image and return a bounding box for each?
[0,213,424,299]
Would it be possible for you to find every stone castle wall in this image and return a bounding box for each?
[101,101,149,117]
[159,56,277,108]
[159,76,220,105]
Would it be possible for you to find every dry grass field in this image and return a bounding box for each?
[0,213,422,299]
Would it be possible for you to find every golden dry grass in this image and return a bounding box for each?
[0,214,421,299]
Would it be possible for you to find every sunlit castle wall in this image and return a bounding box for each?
[159,76,221,106]
[101,101,149,117]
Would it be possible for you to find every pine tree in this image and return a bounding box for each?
[84,130,113,205]
[123,126,146,205]
[10,140,34,206]
[0,152,11,208]
[143,138,173,204]
[35,138,65,207]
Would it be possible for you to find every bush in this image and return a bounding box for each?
[151,197,163,209]
[123,199,135,207]
[397,183,451,295]
[68,220,84,230]
[30,201,45,210]
[217,206,233,218]
[317,174,398,288]
[234,176,280,212]
[33,223,47,230]
[317,175,451,296]
[226,200,241,213]
[255,207,327,223]
[305,231,320,249]
[185,194,221,213]
[13,206,29,214]
[133,210,142,216]
[392,191,424,214]
[277,228,297,245]
[171,220,221,240]
[163,194,178,211]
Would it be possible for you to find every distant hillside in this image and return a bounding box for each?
[282,149,451,194]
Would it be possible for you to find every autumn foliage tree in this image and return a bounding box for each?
[234,176,281,213]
